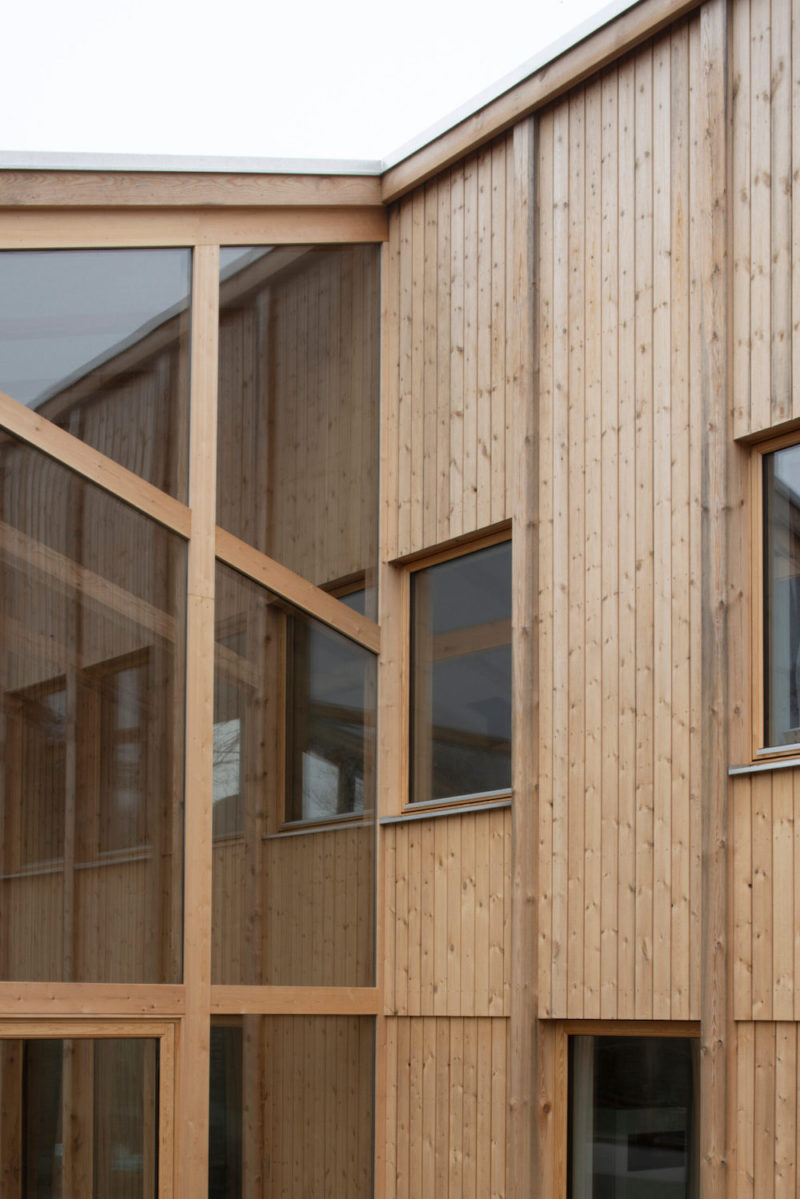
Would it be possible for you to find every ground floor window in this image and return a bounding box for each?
[568,1034,699,1198]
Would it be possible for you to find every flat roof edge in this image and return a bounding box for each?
[379,0,640,170]
[0,151,384,177]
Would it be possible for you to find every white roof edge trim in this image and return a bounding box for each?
[0,0,641,179]
[0,151,383,177]
[379,0,641,170]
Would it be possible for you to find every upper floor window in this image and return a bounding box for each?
[762,439,800,750]
[410,538,511,805]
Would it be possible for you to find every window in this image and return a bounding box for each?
[568,1035,699,1198]
[285,596,374,824]
[410,538,511,805]
[761,438,800,750]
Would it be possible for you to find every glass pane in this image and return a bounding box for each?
[0,435,186,982]
[0,249,191,500]
[0,1037,159,1198]
[569,1036,698,1198]
[411,541,512,803]
[212,562,375,987]
[764,443,800,746]
[216,245,380,619]
[209,1016,373,1199]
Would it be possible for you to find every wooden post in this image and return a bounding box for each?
[508,113,538,1199]
[177,243,219,1198]
[696,0,729,1193]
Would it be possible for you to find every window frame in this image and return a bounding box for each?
[551,1020,701,1199]
[751,431,800,761]
[0,1017,176,1198]
[402,527,512,814]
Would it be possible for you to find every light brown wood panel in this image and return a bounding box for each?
[212,824,375,988]
[734,1022,800,1198]
[731,0,800,437]
[216,244,380,594]
[732,768,800,1021]
[383,1016,508,1199]
[536,20,705,1022]
[383,807,511,1017]
[383,135,515,561]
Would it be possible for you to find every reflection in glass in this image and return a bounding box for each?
[1,1037,159,1198]
[568,1036,698,1198]
[285,602,374,823]
[212,562,375,987]
[0,249,191,499]
[0,435,186,983]
[209,1017,373,1199]
[764,443,800,746]
[411,541,512,803]
[216,245,380,618]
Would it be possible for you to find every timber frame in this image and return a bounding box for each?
[2,0,800,1193]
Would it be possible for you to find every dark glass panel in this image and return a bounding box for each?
[209,1016,373,1199]
[0,435,186,983]
[212,562,375,987]
[411,540,512,803]
[12,1037,158,1198]
[568,1036,698,1198]
[0,249,191,500]
[216,245,380,619]
[764,443,800,746]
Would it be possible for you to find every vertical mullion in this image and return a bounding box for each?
[178,243,219,1199]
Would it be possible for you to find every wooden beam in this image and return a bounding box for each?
[216,527,381,653]
[210,985,379,1015]
[0,207,388,248]
[0,391,191,537]
[0,171,383,209]
[381,0,705,202]
[0,982,185,1016]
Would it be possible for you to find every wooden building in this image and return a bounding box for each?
[0,0,798,1192]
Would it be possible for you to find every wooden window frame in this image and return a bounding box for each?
[549,1020,701,1199]
[0,1017,176,1198]
[751,431,800,761]
[401,526,512,814]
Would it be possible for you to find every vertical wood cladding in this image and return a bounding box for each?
[733,770,800,1021]
[383,807,511,1017]
[732,0,800,436]
[383,135,515,561]
[734,1022,800,1197]
[383,1015,508,1199]
[536,21,705,1021]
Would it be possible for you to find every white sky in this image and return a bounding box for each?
[3,0,626,164]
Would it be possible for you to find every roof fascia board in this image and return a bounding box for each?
[0,168,384,210]
[380,0,705,202]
